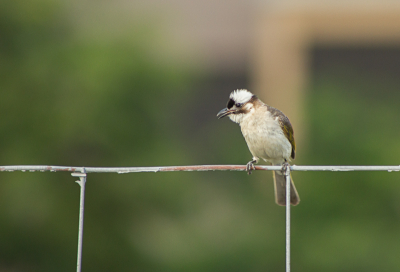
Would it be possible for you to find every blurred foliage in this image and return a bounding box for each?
[294,60,400,272]
[1,1,400,272]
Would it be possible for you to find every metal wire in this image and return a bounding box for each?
[1,164,399,272]
[285,167,291,272]
[1,164,400,173]
[71,170,87,272]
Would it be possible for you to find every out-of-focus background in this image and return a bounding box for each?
[1,0,400,271]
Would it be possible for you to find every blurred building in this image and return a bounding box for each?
[252,1,400,148]
[73,0,400,146]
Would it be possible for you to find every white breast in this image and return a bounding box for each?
[239,110,292,165]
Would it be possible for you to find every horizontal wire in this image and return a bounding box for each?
[0,165,399,173]
[1,163,399,272]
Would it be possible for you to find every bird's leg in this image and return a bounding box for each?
[281,159,290,176]
[246,158,258,175]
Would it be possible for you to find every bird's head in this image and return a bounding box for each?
[217,89,257,123]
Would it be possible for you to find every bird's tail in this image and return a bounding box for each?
[273,171,300,206]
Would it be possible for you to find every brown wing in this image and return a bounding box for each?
[279,115,296,159]
[267,105,295,159]
[279,116,296,159]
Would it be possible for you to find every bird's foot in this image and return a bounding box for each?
[246,160,256,175]
[281,161,290,176]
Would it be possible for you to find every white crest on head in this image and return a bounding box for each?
[229,89,253,104]
[227,89,256,124]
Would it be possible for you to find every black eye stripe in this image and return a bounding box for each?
[227,99,235,109]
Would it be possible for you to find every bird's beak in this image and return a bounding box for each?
[217,108,234,119]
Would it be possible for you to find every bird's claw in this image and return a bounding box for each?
[281,161,290,175]
[246,160,256,175]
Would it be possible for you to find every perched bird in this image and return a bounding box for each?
[217,89,300,206]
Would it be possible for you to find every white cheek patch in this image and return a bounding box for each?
[243,104,253,111]
[241,104,255,116]
[228,104,254,124]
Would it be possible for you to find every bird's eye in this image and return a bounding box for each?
[236,103,243,108]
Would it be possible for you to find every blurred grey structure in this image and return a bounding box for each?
[73,0,400,145]
[252,1,400,149]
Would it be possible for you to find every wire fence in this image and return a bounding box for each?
[1,164,400,272]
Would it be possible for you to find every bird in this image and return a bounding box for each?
[216,89,300,206]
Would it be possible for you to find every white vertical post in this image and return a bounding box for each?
[285,166,291,272]
[72,169,87,272]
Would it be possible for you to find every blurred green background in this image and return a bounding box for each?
[1,0,400,271]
